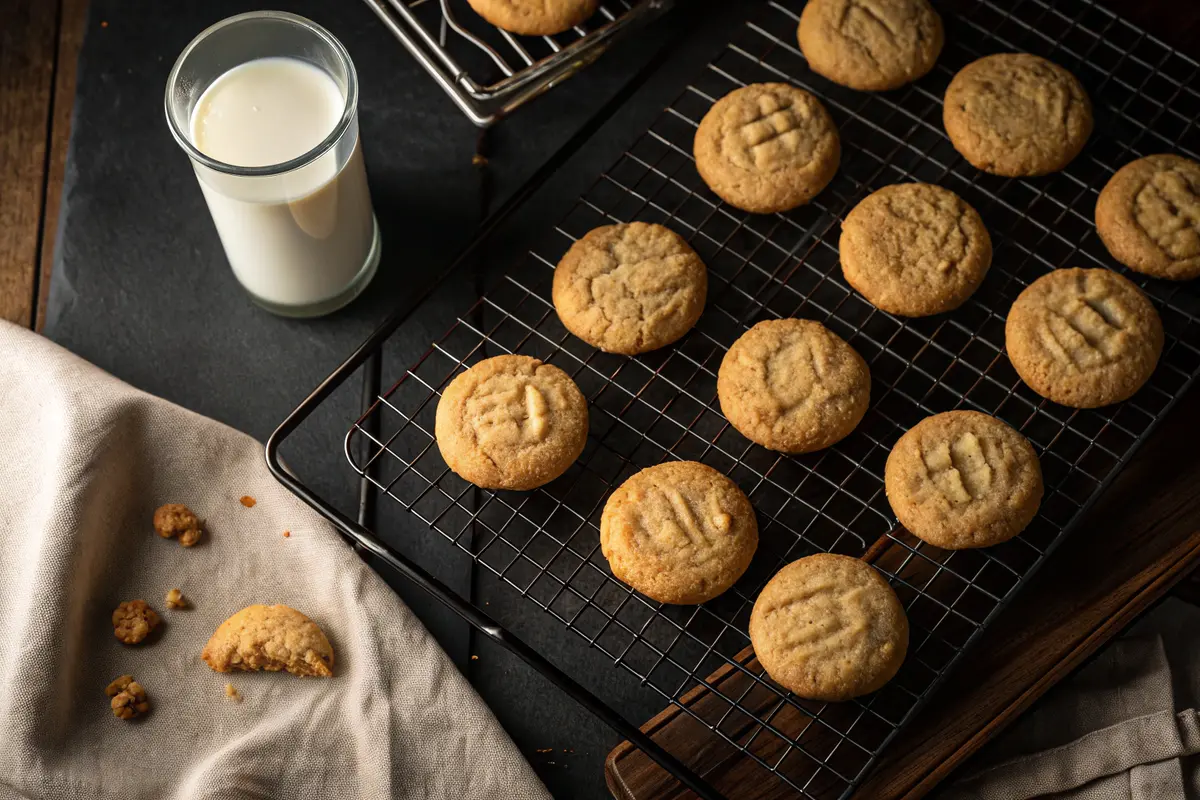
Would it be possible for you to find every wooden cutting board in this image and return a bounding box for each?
[605,378,1200,799]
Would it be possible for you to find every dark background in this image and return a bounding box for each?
[18,0,1200,798]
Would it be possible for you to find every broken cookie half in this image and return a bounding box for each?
[202,604,334,677]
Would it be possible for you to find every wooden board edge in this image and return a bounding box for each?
[603,529,1200,800]
[892,528,1200,799]
[36,0,89,332]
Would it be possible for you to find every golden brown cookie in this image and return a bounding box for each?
[1005,268,1163,408]
[202,604,334,677]
[797,0,944,91]
[840,183,992,316]
[717,319,870,453]
[1095,154,1200,281]
[694,82,840,214]
[749,554,908,701]
[943,53,1092,177]
[884,411,1042,549]
[465,0,598,36]
[600,461,758,605]
[435,354,589,490]
[112,600,160,645]
[552,223,707,355]
[154,503,202,547]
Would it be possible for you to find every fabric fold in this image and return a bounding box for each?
[0,321,550,800]
[940,599,1200,800]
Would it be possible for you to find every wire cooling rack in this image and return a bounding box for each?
[361,0,672,124]
[271,0,1200,797]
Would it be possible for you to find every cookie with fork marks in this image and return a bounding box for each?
[750,554,908,701]
[1095,153,1200,281]
[798,0,944,92]
[885,410,1043,549]
[717,318,871,453]
[435,354,589,490]
[1005,268,1163,408]
[601,461,758,604]
[694,82,841,214]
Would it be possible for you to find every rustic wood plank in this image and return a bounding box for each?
[0,0,58,327]
[606,384,1200,799]
[35,0,89,332]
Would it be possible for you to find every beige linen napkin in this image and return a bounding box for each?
[939,598,1200,800]
[0,321,551,800]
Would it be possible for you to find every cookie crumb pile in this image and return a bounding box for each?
[112,600,160,645]
[106,675,150,720]
[153,503,203,547]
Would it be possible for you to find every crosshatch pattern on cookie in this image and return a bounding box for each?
[343,0,1200,796]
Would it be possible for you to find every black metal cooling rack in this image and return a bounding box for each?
[268,1,1200,797]
[362,0,672,125]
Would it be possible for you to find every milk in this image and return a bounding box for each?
[189,57,378,311]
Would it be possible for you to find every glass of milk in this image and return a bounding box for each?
[165,11,380,317]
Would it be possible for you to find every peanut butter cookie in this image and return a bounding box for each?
[694,82,840,214]
[552,222,708,355]
[154,503,202,547]
[798,0,944,91]
[944,53,1092,177]
[750,554,908,701]
[202,604,334,677]
[465,0,598,36]
[1005,268,1163,408]
[435,355,589,490]
[840,183,992,316]
[600,461,758,605]
[1096,154,1200,281]
[885,411,1042,549]
[112,600,160,645]
[717,319,870,453]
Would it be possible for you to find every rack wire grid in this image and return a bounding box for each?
[345,0,1200,796]
[361,0,672,125]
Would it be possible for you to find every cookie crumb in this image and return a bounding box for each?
[105,674,135,697]
[282,531,290,538]
[224,683,241,702]
[239,496,256,508]
[470,654,478,661]
[108,677,150,719]
[112,600,160,644]
[165,588,188,610]
[154,503,203,547]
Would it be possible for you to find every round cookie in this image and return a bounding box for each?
[797,0,944,91]
[884,411,1043,550]
[840,183,992,316]
[717,319,871,453]
[465,0,599,36]
[1005,268,1163,408]
[943,53,1092,177]
[552,222,708,355]
[749,554,908,701]
[694,82,841,214]
[600,461,758,605]
[435,354,588,490]
[1095,154,1200,281]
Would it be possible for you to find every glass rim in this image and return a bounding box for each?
[163,10,358,178]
